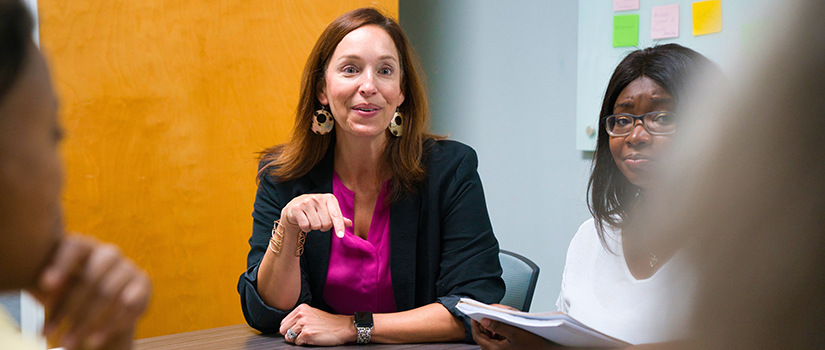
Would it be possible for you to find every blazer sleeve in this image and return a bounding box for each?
[434,145,505,343]
[237,165,313,334]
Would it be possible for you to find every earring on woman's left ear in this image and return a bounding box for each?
[388,108,403,137]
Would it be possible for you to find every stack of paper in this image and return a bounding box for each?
[457,298,630,348]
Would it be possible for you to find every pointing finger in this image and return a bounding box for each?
[325,196,347,238]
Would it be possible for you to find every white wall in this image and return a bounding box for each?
[400,0,591,312]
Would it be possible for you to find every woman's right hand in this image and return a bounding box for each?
[256,194,352,310]
[280,194,352,238]
[30,235,151,350]
[471,304,558,350]
[472,318,557,350]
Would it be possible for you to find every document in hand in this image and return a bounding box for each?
[457,298,630,347]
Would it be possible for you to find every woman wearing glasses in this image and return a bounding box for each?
[472,44,716,348]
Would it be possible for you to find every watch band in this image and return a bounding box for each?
[354,311,373,344]
[355,325,372,344]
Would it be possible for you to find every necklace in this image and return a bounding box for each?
[648,250,659,268]
[642,227,658,268]
[635,189,658,268]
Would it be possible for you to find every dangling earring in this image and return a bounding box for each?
[388,108,403,137]
[312,105,334,135]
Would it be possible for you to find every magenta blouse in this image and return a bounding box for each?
[322,173,396,314]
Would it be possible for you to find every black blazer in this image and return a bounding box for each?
[237,139,504,342]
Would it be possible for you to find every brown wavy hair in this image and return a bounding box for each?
[260,7,437,201]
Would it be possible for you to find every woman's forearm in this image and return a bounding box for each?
[256,224,304,310]
[371,303,464,343]
[256,192,352,311]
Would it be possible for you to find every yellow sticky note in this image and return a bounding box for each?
[692,0,722,36]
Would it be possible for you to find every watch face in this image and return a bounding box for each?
[354,311,373,327]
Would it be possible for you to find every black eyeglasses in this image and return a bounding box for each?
[604,111,678,136]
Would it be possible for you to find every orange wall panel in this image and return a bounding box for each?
[37,0,397,338]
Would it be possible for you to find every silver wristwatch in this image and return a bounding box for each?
[354,311,373,344]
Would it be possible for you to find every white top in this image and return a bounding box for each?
[0,307,38,350]
[555,218,695,345]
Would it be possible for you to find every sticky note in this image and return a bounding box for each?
[741,21,765,49]
[613,14,639,47]
[692,0,722,36]
[651,4,680,39]
[613,0,639,12]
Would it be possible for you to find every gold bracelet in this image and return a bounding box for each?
[270,219,307,257]
[269,220,284,254]
[295,231,307,257]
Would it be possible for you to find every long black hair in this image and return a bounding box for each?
[587,44,715,246]
[0,0,33,104]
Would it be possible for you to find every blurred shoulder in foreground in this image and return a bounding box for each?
[632,1,825,348]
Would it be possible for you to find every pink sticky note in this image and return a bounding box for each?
[651,4,680,39]
[614,0,639,12]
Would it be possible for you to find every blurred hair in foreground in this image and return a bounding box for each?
[629,1,825,348]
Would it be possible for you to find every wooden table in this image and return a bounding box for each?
[135,324,481,350]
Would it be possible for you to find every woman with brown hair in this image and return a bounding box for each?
[237,8,504,346]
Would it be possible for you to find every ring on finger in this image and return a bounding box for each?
[286,328,299,340]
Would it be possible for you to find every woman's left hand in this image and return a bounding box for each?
[279,303,356,346]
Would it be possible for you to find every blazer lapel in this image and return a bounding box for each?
[390,192,420,311]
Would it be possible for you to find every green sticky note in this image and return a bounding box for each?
[741,21,765,50]
[613,14,639,47]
